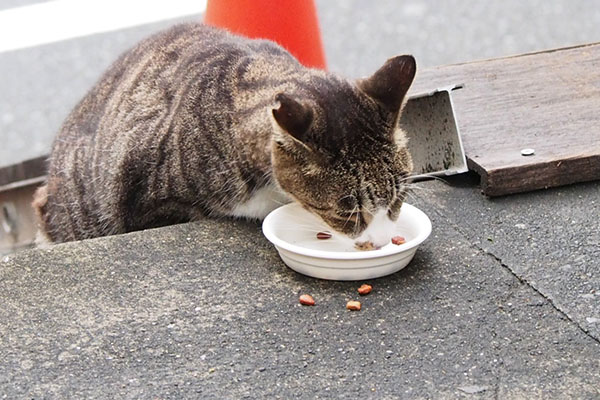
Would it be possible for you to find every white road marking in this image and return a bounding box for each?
[0,0,207,53]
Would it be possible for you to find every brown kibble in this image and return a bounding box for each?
[358,284,372,295]
[391,235,406,245]
[316,231,332,240]
[346,300,361,311]
[299,294,315,306]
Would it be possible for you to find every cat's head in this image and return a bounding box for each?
[271,55,416,248]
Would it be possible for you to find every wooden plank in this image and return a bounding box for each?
[0,155,46,189]
[410,43,600,196]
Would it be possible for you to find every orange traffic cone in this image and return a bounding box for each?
[204,0,327,69]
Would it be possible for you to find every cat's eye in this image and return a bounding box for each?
[337,210,359,219]
[336,194,359,211]
[333,211,362,232]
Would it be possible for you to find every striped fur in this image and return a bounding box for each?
[33,23,416,244]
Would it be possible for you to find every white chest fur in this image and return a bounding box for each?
[230,184,291,220]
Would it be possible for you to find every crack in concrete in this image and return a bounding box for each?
[421,197,600,347]
[480,248,600,346]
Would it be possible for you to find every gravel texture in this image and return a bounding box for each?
[1,193,599,398]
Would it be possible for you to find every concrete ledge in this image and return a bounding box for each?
[2,193,599,398]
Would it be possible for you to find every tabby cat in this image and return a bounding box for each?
[33,23,416,248]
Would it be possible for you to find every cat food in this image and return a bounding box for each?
[358,284,372,295]
[316,231,332,240]
[346,300,362,311]
[391,236,406,245]
[355,241,376,251]
[299,294,315,306]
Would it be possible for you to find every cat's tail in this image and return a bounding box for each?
[31,184,53,248]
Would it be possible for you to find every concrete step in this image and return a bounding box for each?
[2,180,599,398]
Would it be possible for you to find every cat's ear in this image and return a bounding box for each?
[272,93,314,144]
[358,55,416,112]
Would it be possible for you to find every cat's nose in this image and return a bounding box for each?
[355,208,396,249]
[355,230,391,249]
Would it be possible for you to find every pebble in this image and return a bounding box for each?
[458,385,488,394]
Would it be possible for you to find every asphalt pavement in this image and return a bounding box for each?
[2,177,599,398]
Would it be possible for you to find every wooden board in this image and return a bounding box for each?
[0,155,46,190]
[410,43,600,196]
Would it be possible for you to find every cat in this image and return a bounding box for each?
[32,22,416,248]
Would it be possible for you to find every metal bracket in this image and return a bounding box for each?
[399,84,468,179]
[0,176,44,255]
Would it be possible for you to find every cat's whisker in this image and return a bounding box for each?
[338,194,356,201]
[401,174,450,186]
[348,204,362,237]
[343,203,359,226]
[276,227,327,234]
[411,188,435,198]
[276,220,322,229]
[403,185,439,196]
[270,197,289,206]
[403,191,430,205]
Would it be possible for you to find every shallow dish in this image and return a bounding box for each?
[262,202,432,280]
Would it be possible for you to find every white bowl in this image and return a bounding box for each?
[262,202,432,280]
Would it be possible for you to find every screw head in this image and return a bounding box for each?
[521,148,535,156]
